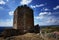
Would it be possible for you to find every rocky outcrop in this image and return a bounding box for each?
[34,25,40,33]
[1,29,26,38]
[0,25,40,38]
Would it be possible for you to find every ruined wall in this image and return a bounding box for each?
[13,5,34,31]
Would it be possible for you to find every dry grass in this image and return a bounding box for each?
[11,33,42,40]
[0,33,58,40]
[0,33,43,40]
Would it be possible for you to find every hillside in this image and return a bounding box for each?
[0,32,59,40]
[0,33,43,40]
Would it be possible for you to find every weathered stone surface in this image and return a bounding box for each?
[1,29,25,38]
[34,25,40,33]
[13,5,34,32]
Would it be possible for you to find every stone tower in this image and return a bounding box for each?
[13,5,34,31]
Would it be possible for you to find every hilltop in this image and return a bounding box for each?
[0,33,43,40]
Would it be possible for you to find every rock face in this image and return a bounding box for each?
[1,29,25,38]
[34,25,40,33]
[13,5,34,32]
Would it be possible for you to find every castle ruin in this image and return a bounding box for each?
[13,5,34,32]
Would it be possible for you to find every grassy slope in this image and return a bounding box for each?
[0,33,44,40]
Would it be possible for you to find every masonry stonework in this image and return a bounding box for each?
[13,5,34,32]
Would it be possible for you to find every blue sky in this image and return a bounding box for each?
[0,0,59,27]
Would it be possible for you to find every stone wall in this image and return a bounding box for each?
[13,5,34,31]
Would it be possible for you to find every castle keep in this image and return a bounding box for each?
[13,5,34,31]
[0,5,40,38]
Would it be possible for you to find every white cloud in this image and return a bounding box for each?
[43,8,49,11]
[39,12,51,16]
[41,8,49,11]
[0,0,6,4]
[35,12,51,19]
[20,0,32,5]
[34,16,43,19]
[46,17,59,25]
[46,18,55,23]
[0,19,13,26]
[53,5,59,10]
[44,8,49,11]
[30,4,44,8]
[7,0,9,2]
[9,11,14,16]
[34,12,52,22]
[34,12,59,26]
